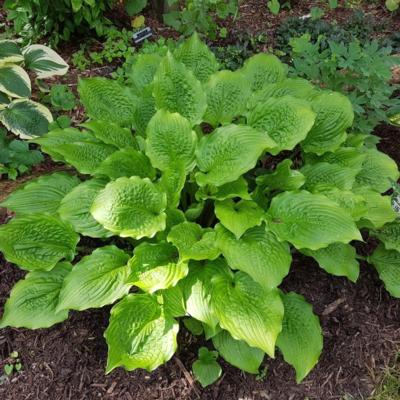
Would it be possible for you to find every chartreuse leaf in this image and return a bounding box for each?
[174,32,219,82]
[1,99,53,139]
[126,53,162,91]
[196,177,251,201]
[181,260,230,331]
[127,242,188,293]
[133,86,156,135]
[80,120,138,150]
[160,285,186,317]
[267,191,362,250]
[212,330,264,374]
[277,292,323,383]
[355,148,399,193]
[301,243,359,282]
[368,244,400,298]
[91,177,167,239]
[95,148,155,180]
[0,172,80,215]
[22,44,69,79]
[212,271,284,357]
[203,70,251,127]
[78,78,137,126]
[58,178,113,238]
[301,162,359,192]
[372,221,400,252]
[240,53,287,91]
[195,124,276,187]
[248,96,315,155]
[216,224,291,289]
[0,262,71,329]
[105,293,179,373]
[167,222,220,261]
[145,110,197,173]
[302,92,354,155]
[215,199,265,239]
[316,147,366,170]
[0,65,31,98]
[152,52,207,126]
[159,162,186,208]
[192,347,222,387]
[57,246,130,311]
[0,215,79,271]
[0,40,24,64]
[256,159,305,192]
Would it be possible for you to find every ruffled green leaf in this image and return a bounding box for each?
[196,177,251,201]
[105,294,179,373]
[212,271,284,357]
[0,172,80,215]
[0,65,31,98]
[277,292,323,383]
[159,163,186,208]
[195,124,276,187]
[126,53,162,91]
[160,285,186,317]
[133,86,156,135]
[0,214,79,271]
[372,221,400,252]
[301,243,359,282]
[152,52,207,126]
[267,191,362,250]
[127,242,188,293]
[0,262,71,329]
[57,246,130,311]
[91,177,167,239]
[216,224,292,289]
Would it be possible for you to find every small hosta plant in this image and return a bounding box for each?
[0,40,68,139]
[0,33,399,385]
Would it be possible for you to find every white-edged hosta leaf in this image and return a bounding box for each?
[301,243,359,282]
[78,78,137,126]
[212,330,264,374]
[301,162,359,192]
[0,91,10,109]
[203,70,250,127]
[0,65,31,98]
[23,44,68,78]
[216,224,291,289]
[256,159,305,192]
[267,191,362,250]
[302,92,354,155]
[58,178,113,238]
[167,222,220,261]
[105,293,179,373]
[196,177,251,201]
[0,214,79,271]
[212,271,284,357]
[240,53,287,91]
[355,148,399,193]
[91,176,167,239]
[0,172,79,215]
[368,244,400,298]
[215,199,264,239]
[195,124,276,187]
[53,141,116,175]
[277,292,323,383]
[0,40,24,64]
[174,32,219,82]
[0,262,71,329]
[159,163,186,208]
[127,242,188,293]
[1,99,53,139]
[57,246,130,311]
[182,260,231,330]
[248,96,315,155]
[80,120,138,149]
[192,347,222,387]
[95,148,156,180]
[145,110,197,173]
[152,52,207,126]
[372,221,400,252]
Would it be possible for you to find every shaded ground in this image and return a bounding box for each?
[1,1,400,399]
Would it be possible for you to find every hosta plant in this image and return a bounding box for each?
[0,33,399,386]
[0,40,69,139]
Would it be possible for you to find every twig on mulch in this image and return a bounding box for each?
[174,357,201,398]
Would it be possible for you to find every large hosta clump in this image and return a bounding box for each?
[0,33,399,384]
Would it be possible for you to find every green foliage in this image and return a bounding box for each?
[48,85,77,111]
[386,0,400,11]
[4,0,115,46]
[0,34,399,385]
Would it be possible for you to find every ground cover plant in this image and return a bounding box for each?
[0,32,399,388]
